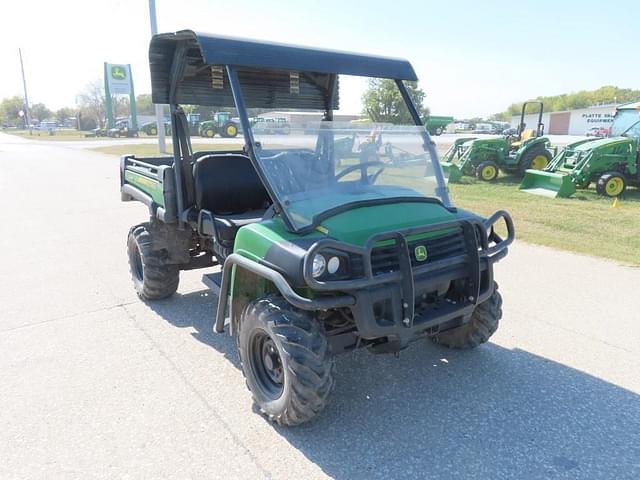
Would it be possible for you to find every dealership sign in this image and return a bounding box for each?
[106,64,133,95]
[583,112,614,124]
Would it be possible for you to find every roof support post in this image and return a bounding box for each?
[395,79,452,207]
[225,65,289,228]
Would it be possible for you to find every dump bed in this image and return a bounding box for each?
[120,155,178,222]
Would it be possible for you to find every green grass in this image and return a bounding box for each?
[449,176,640,265]
[91,143,239,157]
[7,129,95,141]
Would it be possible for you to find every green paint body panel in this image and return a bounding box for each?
[124,170,165,206]
[520,136,639,198]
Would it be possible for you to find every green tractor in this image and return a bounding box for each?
[121,31,514,426]
[441,102,554,182]
[198,111,239,138]
[140,120,171,136]
[520,102,640,198]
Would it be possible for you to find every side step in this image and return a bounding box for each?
[202,271,229,333]
[202,271,222,297]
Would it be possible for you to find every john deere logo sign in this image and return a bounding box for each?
[415,245,428,262]
[106,63,132,95]
[111,66,127,80]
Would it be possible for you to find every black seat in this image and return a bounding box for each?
[193,154,270,244]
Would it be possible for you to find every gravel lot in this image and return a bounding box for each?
[1,132,638,479]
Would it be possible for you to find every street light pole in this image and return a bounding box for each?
[18,48,32,133]
[148,0,166,153]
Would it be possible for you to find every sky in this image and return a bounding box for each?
[1,0,639,118]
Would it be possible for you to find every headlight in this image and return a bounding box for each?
[312,254,326,278]
[327,256,340,274]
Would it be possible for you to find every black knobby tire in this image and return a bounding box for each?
[435,127,443,136]
[431,283,502,349]
[595,172,626,197]
[127,223,179,300]
[518,148,552,175]
[237,296,335,426]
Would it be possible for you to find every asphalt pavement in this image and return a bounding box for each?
[1,133,638,479]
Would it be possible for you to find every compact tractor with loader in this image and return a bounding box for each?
[520,102,640,198]
[120,31,514,425]
[441,102,554,182]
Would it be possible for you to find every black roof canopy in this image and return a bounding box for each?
[149,30,418,109]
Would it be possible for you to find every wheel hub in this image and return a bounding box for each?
[248,330,284,399]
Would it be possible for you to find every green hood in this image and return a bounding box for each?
[571,137,632,152]
[318,201,457,246]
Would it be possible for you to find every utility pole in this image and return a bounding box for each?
[18,48,31,133]
[148,0,166,153]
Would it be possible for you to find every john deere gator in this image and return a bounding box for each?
[120,30,514,426]
[520,102,640,198]
[442,102,554,182]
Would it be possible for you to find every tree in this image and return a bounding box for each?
[362,79,428,124]
[55,107,76,125]
[0,96,26,126]
[135,94,155,115]
[497,85,640,118]
[77,80,106,128]
[30,103,52,122]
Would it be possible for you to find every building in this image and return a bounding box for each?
[257,111,362,126]
[511,103,619,136]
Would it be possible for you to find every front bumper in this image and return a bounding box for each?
[302,211,514,348]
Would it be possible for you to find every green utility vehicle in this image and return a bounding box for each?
[520,102,640,198]
[424,115,454,136]
[198,111,239,137]
[441,102,553,182]
[121,31,514,426]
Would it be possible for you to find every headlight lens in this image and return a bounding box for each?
[327,256,340,274]
[312,254,326,278]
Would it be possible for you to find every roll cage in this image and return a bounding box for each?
[149,30,451,232]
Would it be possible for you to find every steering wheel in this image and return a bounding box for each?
[335,161,386,184]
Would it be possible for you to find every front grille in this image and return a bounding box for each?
[370,227,466,276]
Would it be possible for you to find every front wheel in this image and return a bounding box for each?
[431,283,502,349]
[596,172,626,197]
[434,127,443,136]
[476,161,499,182]
[238,297,335,426]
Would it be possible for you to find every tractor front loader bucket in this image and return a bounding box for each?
[519,169,576,198]
[442,162,463,183]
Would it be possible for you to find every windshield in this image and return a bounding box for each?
[610,109,640,137]
[252,119,446,231]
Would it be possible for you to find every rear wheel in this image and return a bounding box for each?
[237,296,335,426]
[127,223,179,300]
[519,148,552,175]
[476,161,499,181]
[434,126,443,136]
[224,122,238,137]
[596,172,626,197]
[431,283,502,349]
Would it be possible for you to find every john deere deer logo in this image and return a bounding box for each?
[111,66,127,80]
[415,245,428,262]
